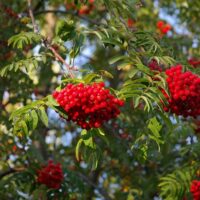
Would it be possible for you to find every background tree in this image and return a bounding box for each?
[0,0,200,199]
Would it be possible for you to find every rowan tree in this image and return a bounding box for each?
[1,0,200,199]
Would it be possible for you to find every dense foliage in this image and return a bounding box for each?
[1,0,200,199]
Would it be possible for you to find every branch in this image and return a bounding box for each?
[48,46,75,78]
[34,10,104,26]
[0,102,9,115]
[0,169,15,179]
[26,1,75,78]
[27,0,39,33]
[0,167,25,179]
[77,172,113,200]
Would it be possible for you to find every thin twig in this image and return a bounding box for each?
[26,0,75,78]
[34,10,104,26]
[77,172,113,200]
[27,0,39,33]
[48,46,75,78]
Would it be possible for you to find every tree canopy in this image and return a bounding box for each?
[1,0,200,199]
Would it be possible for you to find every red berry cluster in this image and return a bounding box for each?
[190,180,200,200]
[148,59,162,72]
[65,0,95,15]
[127,18,135,28]
[156,20,171,35]
[65,2,77,10]
[188,58,200,68]
[0,3,19,19]
[53,82,124,130]
[12,145,17,152]
[163,65,200,117]
[37,160,64,189]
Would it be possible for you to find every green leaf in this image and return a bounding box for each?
[84,146,101,170]
[75,139,83,161]
[96,128,109,145]
[81,129,96,149]
[30,110,38,130]
[0,55,46,77]
[136,63,152,75]
[8,32,42,49]
[55,19,76,41]
[140,143,148,161]
[127,193,134,200]
[83,73,100,84]
[20,120,29,136]
[10,99,44,120]
[90,151,99,170]
[128,69,138,78]
[147,117,164,151]
[99,70,114,79]
[70,33,85,58]
[148,117,162,138]
[109,55,128,65]
[96,128,105,136]
[159,168,193,199]
[38,107,48,127]
[46,95,59,107]
[140,96,151,112]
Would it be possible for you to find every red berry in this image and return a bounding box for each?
[188,58,200,68]
[156,20,164,29]
[157,20,171,35]
[160,24,171,34]
[78,5,90,15]
[89,0,95,3]
[148,59,162,72]
[127,18,134,28]
[190,180,200,200]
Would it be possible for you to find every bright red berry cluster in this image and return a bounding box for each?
[188,58,200,68]
[156,20,171,34]
[53,82,124,130]
[190,180,200,200]
[163,65,200,117]
[148,59,162,72]
[37,160,64,189]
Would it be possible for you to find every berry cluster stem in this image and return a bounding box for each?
[48,46,75,78]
